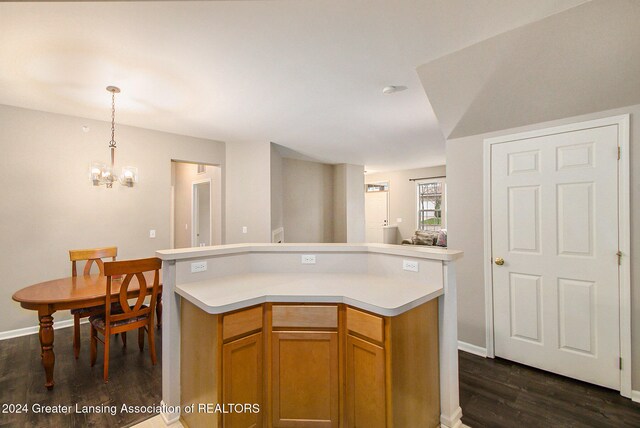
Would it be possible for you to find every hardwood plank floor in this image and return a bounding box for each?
[0,323,161,428]
[459,350,640,428]
[2,328,639,428]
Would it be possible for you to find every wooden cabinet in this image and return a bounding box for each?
[181,300,439,428]
[271,304,339,427]
[271,331,339,427]
[223,332,263,428]
[345,334,386,428]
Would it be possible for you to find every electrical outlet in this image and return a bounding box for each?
[191,261,207,273]
[149,229,156,238]
[242,226,248,234]
[301,254,316,264]
[402,259,419,272]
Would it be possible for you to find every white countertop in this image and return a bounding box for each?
[157,242,463,262]
[175,272,443,317]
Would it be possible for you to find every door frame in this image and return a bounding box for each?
[482,114,631,397]
[191,178,213,247]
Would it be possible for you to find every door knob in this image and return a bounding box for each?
[494,257,505,266]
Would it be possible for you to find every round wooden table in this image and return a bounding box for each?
[12,272,162,389]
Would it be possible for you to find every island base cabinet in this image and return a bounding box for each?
[222,332,263,428]
[271,331,339,427]
[345,335,386,428]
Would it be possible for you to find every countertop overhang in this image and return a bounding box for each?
[175,272,443,317]
[157,242,463,262]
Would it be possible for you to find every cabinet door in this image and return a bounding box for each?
[346,335,386,428]
[223,332,263,428]
[272,331,339,427]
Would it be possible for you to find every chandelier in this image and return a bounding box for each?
[90,86,138,188]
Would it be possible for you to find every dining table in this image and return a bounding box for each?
[12,271,162,389]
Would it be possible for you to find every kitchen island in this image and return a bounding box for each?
[157,243,463,428]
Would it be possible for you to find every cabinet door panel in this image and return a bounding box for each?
[346,335,385,428]
[272,331,339,427]
[223,332,263,428]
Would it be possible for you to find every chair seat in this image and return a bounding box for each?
[89,305,149,330]
[71,303,122,316]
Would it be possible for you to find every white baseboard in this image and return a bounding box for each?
[0,318,88,341]
[160,401,181,425]
[458,340,488,358]
[632,390,640,403]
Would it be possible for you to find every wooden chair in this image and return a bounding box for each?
[90,257,162,382]
[69,246,118,359]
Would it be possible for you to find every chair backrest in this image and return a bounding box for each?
[69,247,118,277]
[103,257,162,329]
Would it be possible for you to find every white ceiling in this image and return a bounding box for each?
[0,0,587,171]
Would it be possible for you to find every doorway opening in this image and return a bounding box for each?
[171,161,222,249]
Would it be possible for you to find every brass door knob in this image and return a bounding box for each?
[494,257,505,266]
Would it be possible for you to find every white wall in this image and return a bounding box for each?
[447,104,640,389]
[0,104,225,332]
[225,141,272,244]
[366,165,446,243]
[270,144,284,238]
[282,158,334,243]
[173,162,222,248]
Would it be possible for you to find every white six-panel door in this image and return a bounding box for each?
[491,125,620,389]
[365,191,389,243]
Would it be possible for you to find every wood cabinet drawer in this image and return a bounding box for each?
[272,305,338,329]
[223,306,263,340]
[346,307,384,343]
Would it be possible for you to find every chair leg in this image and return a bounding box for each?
[138,327,144,352]
[148,325,157,365]
[156,293,162,329]
[90,325,97,367]
[103,334,110,383]
[121,331,127,347]
[73,314,81,359]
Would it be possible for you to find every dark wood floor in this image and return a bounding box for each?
[459,350,640,427]
[0,323,161,428]
[2,327,639,428]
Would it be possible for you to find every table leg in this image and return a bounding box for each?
[38,308,55,390]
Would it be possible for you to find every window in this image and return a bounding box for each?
[417,178,446,231]
[365,181,389,192]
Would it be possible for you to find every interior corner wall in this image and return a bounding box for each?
[365,165,446,244]
[446,103,640,390]
[270,144,284,238]
[173,162,222,249]
[333,164,347,242]
[0,104,225,333]
[282,158,334,243]
[345,164,365,243]
[225,141,272,244]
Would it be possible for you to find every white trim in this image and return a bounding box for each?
[631,390,640,404]
[0,318,88,341]
[191,178,213,247]
[482,114,631,397]
[458,341,488,358]
[617,115,632,398]
[160,400,181,425]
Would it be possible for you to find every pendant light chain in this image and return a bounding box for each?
[109,89,117,149]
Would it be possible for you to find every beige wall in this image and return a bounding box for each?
[447,104,640,389]
[173,162,222,249]
[225,141,272,244]
[366,165,446,244]
[282,158,334,243]
[333,164,365,243]
[0,104,225,332]
[270,144,284,237]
